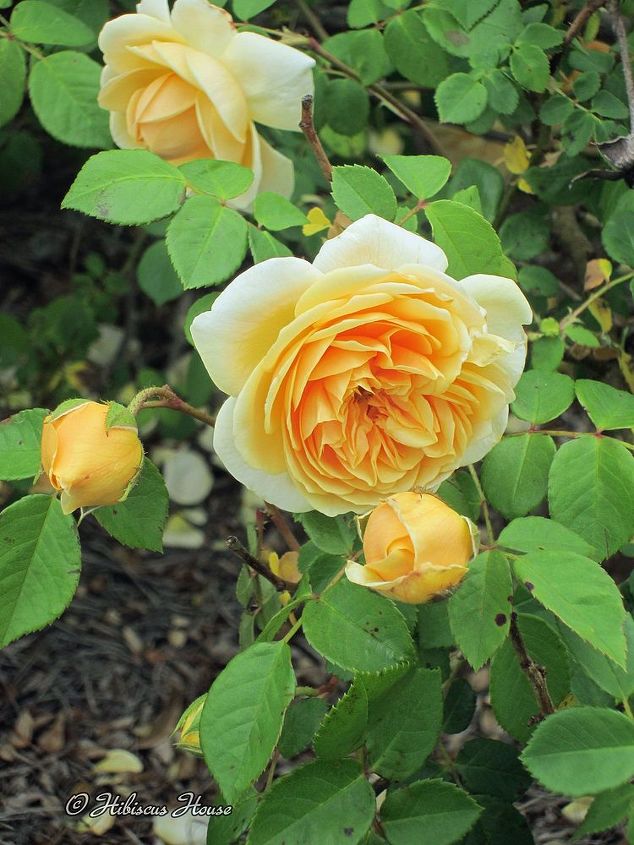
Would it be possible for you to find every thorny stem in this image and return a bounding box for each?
[559,271,634,330]
[509,614,555,718]
[127,384,216,427]
[299,95,333,182]
[468,464,494,545]
[551,0,608,73]
[265,503,301,551]
[226,536,296,592]
[609,0,634,130]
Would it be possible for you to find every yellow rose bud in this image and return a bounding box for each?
[174,693,206,756]
[41,400,143,514]
[345,491,477,604]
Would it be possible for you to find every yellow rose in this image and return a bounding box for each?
[192,215,532,516]
[346,492,477,604]
[98,0,315,207]
[269,550,301,583]
[41,401,143,514]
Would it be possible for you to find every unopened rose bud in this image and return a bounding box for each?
[40,400,143,514]
[345,492,477,604]
[174,694,206,757]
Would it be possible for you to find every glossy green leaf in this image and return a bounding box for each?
[0,408,48,481]
[575,379,634,430]
[11,0,93,46]
[482,434,554,520]
[0,40,26,127]
[331,165,397,221]
[381,154,451,200]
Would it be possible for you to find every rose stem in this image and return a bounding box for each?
[128,384,216,427]
[265,503,301,551]
[299,94,333,182]
[509,613,555,718]
[225,536,295,592]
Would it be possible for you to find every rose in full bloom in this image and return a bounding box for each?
[41,401,143,514]
[192,215,532,516]
[98,0,314,207]
[345,492,477,604]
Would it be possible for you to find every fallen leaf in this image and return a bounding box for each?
[93,749,144,774]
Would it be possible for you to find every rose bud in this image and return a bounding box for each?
[41,400,143,514]
[174,693,206,756]
[345,491,477,604]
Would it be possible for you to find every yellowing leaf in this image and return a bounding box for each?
[619,351,634,392]
[584,258,612,290]
[589,299,612,333]
[504,136,530,174]
[77,813,116,836]
[517,177,534,194]
[302,206,331,236]
[93,749,144,774]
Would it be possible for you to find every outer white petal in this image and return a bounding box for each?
[109,112,139,149]
[462,274,533,341]
[136,0,170,22]
[191,257,322,396]
[213,398,311,512]
[222,31,315,131]
[171,0,236,57]
[459,406,509,466]
[257,132,294,197]
[99,14,179,70]
[313,214,448,274]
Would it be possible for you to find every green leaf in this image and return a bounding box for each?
[278,697,329,759]
[104,401,136,430]
[298,542,344,593]
[446,158,504,222]
[324,78,370,135]
[425,200,516,279]
[564,322,600,347]
[331,165,397,221]
[179,159,253,201]
[500,210,549,260]
[298,512,356,556]
[248,226,292,263]
[540,93,574,125]
[11,0,93,45]
[510,43,549,92]
[490,613,571,742]
[455,738,531,800]
[62,150,186,224]
[531,336,565,371]
[0,494,81,647]
[498,516,598,561]
[0,408,47,481]
[137,240,183,305]
[591,90,629,119]
[481,435,554,519]
[28,51,110,148]
[448,551,512,671]
[94,459,168,553]
[381,154,451,200]
[518,265,559,296]
[253,192,308,231]
[45,0,108,34]
[323,30,391,86]
[366,667,442,779]
[200,641,295,803]
[207,789,258,845]
[522,707,634,796]
[548,435,634,559]
[166,195,248,288]
[418,600,454,649]
[347,0,394,28]
[517,21,563,49]
[572,783,634,840]
[464,795,534,845]
[511,370,575,424]
[302,578,415,672]
[314,678,368,760]
[248,759,375,845]
[424,0,523,61]
[435,73,488,124]
[437,469,480,522]
[232,0,275,19]
[575,379,634,430]
[380,779,481,845]
[384,10,451,88]
[560,617,634,703]
[513,551,626,666]
[483,69,519,115]
[443,678,476,734]
[0,40,26,128]
[563,109,597,157]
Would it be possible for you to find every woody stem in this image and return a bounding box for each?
[509,613,555,718]
[299,95,333,182]
[225,536,295,591]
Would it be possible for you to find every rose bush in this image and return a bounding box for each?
[98,0,314,206]
[346,492,476,603]
[192,214,532,516]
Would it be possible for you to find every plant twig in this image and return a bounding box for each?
[299,95,333,182]
[468,464,494,545]
[609,0,634,130]
[265,503,301,551]
[295,0,329,41]
[509,614,555,718]
[226,536,295,591]
[560,270,634,329]
[128,384,216,427]
[552,0,607,72]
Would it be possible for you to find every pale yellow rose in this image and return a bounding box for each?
[41,401,143,514]
[192,215,532,516]
[98,0,314,207]
[345,492,477,604]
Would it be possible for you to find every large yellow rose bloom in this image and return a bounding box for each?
[98,0,315,207]
[41,401,143,515]
[192,215,532,516]
[346,492,477,604]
